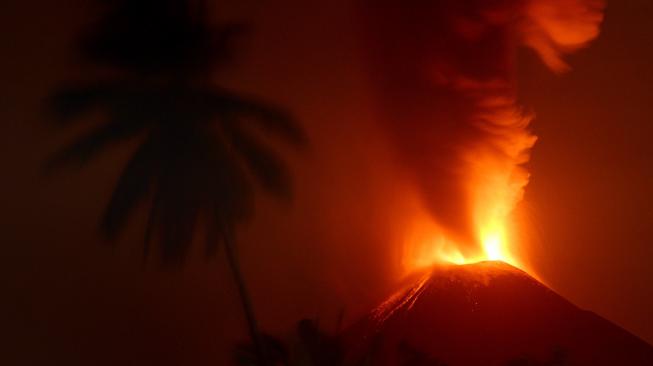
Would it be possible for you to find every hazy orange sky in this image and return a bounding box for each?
[1,1,652,364]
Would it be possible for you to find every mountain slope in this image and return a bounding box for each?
[345,261,653,366]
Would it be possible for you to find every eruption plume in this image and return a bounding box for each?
[360,0,605,271]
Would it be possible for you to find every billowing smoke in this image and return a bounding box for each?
[359,0,605,261]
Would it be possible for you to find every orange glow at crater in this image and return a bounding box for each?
[402,95,536,275]
[403,203,525,274]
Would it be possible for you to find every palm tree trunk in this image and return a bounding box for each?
[223,226,269,366]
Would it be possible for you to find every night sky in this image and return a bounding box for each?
[1,1,653,365]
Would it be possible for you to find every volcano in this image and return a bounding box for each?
[345,261,653,366]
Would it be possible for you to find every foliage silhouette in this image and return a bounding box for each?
[505,348,568,366]
[48,0,305,364]
[234,319,340,366]
[233,319,449,366]
[81,0,244,75]
[396,342,447,366]
[234,332,291,366]
[49,80,304,260]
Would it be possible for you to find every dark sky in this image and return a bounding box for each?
[519,0,653,347]
[1,0,652,365]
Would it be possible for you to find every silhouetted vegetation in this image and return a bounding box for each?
[48,0,305,364]
[396,342,447,366]
[234,320,572,366]
[234,319,452,366]
[506,348,568,366]
[234,319,343,366]
[235,333,291,366]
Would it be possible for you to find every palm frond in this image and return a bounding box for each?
[101,133,161,239]
[203,130,254,225]
[207,90,307,147]
[50,82,124,123]
[139,128,204,264]
[226,123,293,200]
[45,119,146,171]
[156,188,201,265]
[81,1,246,75]
[141,128,253,264]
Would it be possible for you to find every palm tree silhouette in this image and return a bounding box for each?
[48,0,305,363]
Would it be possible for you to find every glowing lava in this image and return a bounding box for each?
[405,223,518,267]
[402,217,527,277]
[402,172,529,274]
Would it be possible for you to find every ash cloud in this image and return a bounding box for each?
[359,0,605,254]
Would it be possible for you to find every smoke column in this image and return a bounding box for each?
[359,0,605,268]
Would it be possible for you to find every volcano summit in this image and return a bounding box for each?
[346,261,653,366]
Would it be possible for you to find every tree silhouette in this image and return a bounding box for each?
[232,318,450,366]
[47,0,305,363]
[505,348,568,366]
[234,319,341,366]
